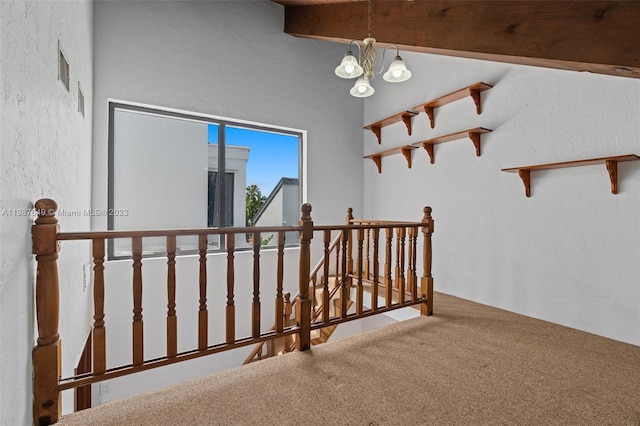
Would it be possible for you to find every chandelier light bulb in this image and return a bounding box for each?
[335,51,363,79]
[349,77,375,98]
[383,55,412,83]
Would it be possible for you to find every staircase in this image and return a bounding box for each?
[310,281,353,345]
[244,273,351,364]
[242,207,435,365]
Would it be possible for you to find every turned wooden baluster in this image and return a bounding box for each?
[365,228,371,280]
[421,207,434,316]
[226,234,235,344]
[296,204,313,351]
[334,233,341,289]
[32,199,62,425]
[394,228,401,290]
[384,227,393,308]
[275,231,285,334]
[270,232,286,356]
[166,236,177,358]
[406,227,414,300]
[252,231,261,338]
[131,237,144,366]
[410,226,419,301]
[371,228,380,311]
[322,229,331,323]
[198,235,208,350]
[405,227,416,301]
[340,228,350,318]
[396,228,406,303]
[283,293,293,352]
[356,227,364,315]
[92,238,106,375]
[311,274,317,313]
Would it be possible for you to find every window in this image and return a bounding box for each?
[108,102,302,258]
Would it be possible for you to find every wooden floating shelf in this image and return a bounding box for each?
[413,82,493,129]
[364,110,419,144]
[501,154,640,197]
[364,145,418,174]
[412,127,492,164]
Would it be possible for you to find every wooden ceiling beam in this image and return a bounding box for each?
[281,1,640,79]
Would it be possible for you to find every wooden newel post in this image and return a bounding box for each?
[345,207,354,274]
[345,207,354,224]
[421,206,434,316]
[296,203,313,351]
[31,199,62,425]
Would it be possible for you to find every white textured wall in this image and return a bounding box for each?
[362,52,640,345]
[0,1,93,424]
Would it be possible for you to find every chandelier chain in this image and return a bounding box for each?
[367,0,371,38]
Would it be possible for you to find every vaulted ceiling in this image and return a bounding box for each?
[271,1,640,80]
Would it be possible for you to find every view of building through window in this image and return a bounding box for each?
[109,103,301,257]
[207,124,300,238]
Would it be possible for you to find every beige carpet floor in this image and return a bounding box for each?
[59,292,640,425]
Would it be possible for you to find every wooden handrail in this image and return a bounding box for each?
[56,225,303,240]
[31,201,433,425]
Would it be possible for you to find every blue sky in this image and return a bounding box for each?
[208,124,299,197]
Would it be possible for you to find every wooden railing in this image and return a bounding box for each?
[243,231,344,363]
[242,206,436,363]
[31,199,433,425]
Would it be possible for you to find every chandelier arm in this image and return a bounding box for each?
[375,45,400,76]
[349,40,363,64]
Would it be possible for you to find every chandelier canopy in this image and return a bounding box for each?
[334,0,412,98]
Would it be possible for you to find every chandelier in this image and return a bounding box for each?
[334,0,412,98]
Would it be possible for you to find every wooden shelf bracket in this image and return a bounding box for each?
[469,87,485,115]
[518,170,531,197]
[423,106,435,130]
[370,155,383,174]
[605,160,618,194]
[401,114,414,135]
[401,147,413,169]
[423,144,435,164]
[469,131,482,157]
[369,127,382,145]
[502,154,640,197]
